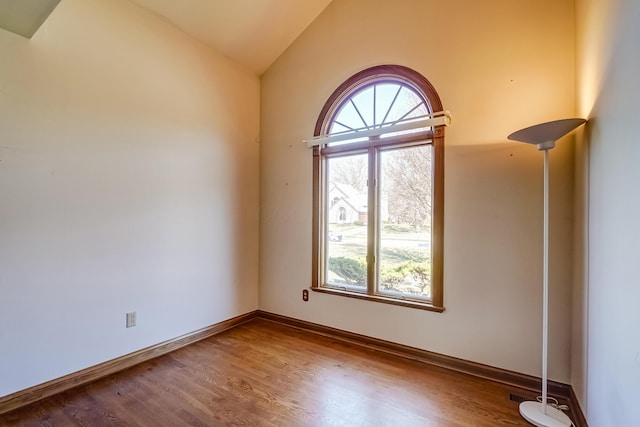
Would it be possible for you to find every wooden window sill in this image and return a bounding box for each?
[311,286,445,313]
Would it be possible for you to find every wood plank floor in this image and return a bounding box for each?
[1,318,535,426]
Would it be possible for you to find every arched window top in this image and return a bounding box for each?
[314,65,445,142]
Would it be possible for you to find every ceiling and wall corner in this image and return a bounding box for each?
[0,0,335,75]
[0,0,61,38]
[127,0,334,75]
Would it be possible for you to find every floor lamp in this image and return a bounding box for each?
[508,118,586,427]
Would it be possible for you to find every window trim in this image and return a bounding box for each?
[311,65,445,312]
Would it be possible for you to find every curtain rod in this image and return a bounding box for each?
[303,111,452,148]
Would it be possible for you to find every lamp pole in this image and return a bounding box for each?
[542,147,549,415]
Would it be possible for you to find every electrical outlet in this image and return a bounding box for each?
[302,289,309,301]
[126,312,137,328]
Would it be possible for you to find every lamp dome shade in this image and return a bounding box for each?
[508,118,586,145]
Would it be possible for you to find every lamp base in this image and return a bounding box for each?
[519,401,572,427]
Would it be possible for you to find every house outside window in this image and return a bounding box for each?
[311,65,445,312]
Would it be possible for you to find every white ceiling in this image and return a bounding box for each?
[0,0,61,38]
[129,0,334,75]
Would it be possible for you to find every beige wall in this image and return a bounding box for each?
[260,0,576,381]
[576,0,640,424]
[0,0,259,396]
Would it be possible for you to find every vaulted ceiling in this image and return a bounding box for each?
[128,0,334,75]
[0,0,333,76]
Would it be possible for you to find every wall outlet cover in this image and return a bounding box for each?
[126,312,137,328]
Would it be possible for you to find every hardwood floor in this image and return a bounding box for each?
[1,318,535,426]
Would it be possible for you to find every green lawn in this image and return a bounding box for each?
[326,224,432,298]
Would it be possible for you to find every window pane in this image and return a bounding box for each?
[329,122,351,134]
[325,153,368,290]
[377,145,433,300]
[382,86,424,124]
[375,83,402,126]
[333,99,366,131]
[351,87,374,129]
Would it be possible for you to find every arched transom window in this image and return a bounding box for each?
[311,65,446,312]
[329,81,432,139]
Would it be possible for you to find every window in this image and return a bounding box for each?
[311,65,445,311]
